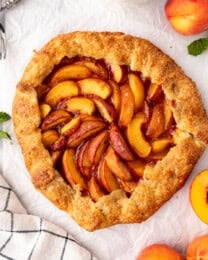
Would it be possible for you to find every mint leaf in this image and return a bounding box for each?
[0,112,11,123]
[188,38,208,56]
[0,130,11,139]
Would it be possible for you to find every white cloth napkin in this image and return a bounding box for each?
[0,174,97,260]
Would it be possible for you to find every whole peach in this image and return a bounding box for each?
[186,235,208,260]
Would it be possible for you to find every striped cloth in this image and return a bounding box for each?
[0,174,97,260]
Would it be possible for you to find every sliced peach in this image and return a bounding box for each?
[45,81,79,107]
[67,120,106,147]
[88,130,108,165]
[93,96,117,123]
[128,73,145,111]
[127,159,145,177]
[61,116,81,136]
[41,110,71,131]
[76,141,92,178]
[105,146,132,181]
[118,180,137,193]
[89,176,105,202]
[51,135,67,151]
[147,150,169,163]
[146,104,165,140]
[80,114,104,123]
[41,130,59,148]
[147,83,163,103]
[127,113,151,158]
[186,234,208,260]
[109,64,124,83]
[108,80,121,113]
[97,159,120,192]
[118,84,135,127]
[78,78,112,99]
[60,97,95,115]
[62,149,87,190]
[51,150,62,166]
[137,244,183,260]
[36,84,50,100]
[75,60,108,79]
[164,100,174,131]
[151,138,172,154]
[190,169,208,224]
[109,124,134,161]
[39,103,52,119]
[50,64,92,85]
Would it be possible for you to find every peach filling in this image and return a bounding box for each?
[36,56,176,201]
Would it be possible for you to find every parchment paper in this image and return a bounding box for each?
[1,0,208,259]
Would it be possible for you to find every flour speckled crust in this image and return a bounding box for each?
[13,32,208,231]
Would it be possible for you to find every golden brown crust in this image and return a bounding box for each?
[13,32,208,231]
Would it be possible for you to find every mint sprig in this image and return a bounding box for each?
[188,38,208,56]
[0,112,11,140]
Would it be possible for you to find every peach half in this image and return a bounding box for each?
[186,234,208,260]
[190,169,208,224]
[136,244,183,260]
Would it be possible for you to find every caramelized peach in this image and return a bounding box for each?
[151,138,172,154]
[127,159,145,177]
[118,84,135,127]
[147,83,163,103]
[109,124,134,161]
[105,146,132,181]
[137,244,183,260]
[190,170,208,224]
[39,103,51,119]
[60,97,95,115]
[76,141,91,178]
[164,100,174,131]
[51,136,67,151]
[62,149,87,190]
[118,179,137,193]
[127,113,151,158]
[109,80,121,113]
[41,110,71,131]
[78,78,112,99]
[110,64,124,83]
[51,150,62,166]
[45,81,79,107]
[41,130,59,148]
[89,176,105,202]
[61,116,81,136]
[50,64,92,84]
[97,159,120,192]
[128,73,145,111]
[186,234,208,260]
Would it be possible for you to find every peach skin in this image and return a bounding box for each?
[190,169,208,224]
[165,0,208,35]
[136,244,183,260]
[186,234,208,260]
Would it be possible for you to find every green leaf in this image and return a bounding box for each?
[188,38,208,56]
[0,112,11,123]
[0,130,11,139]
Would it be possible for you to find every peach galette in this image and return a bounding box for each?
[13,32,208,231]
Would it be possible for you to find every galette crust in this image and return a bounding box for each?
[13,32,208,231]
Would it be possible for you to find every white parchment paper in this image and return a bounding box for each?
[1,0,208,259]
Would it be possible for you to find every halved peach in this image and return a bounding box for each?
[108,80,121,113]
[147,83,163,103]
[67,120,106,147]
[87,130,108,165]
[94,96,117,123]
[89,176,105,202]
[127,159,145,177]
[109,64,124,83]
[151,137,172,154]
[62,149,87,190]
[41,130,59,148]
[105,146,132,181]
[118,179,137,193]
[75,60,108,79]
[190,169,208,224]
[118,84,135,127]
[146,104,165,140]
[76,141,91,178]
[45,81,79,107]
[60,97,95,115]
[61,116,81,136]
[186,234,208,260]
[109,124,134,161]
[127,113,151,158]
[39,103,52,119]
[41,110,71,131]
[137,244,183,260]
[78,78,112,99]
[50,64,92,85]
[97,159,120,192]
[128,73,145,111]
